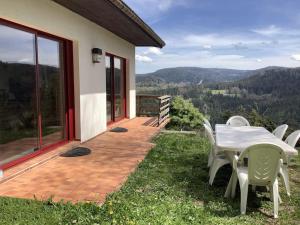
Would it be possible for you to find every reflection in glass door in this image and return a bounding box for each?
[106,57,112,123]
[114,58,125,120]
[38,37,66,147]
[0,24,38,166]
[0,21,69,168]
[106,55,126,123]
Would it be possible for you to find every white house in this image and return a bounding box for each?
[0,0,165,171]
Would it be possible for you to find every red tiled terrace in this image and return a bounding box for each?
[0,117,166,203]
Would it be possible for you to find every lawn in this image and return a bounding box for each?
[0,133,299,225]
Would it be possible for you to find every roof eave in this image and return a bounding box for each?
[110,0,165,48]
[52,0,165,48]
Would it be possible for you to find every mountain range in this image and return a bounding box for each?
[228,66,300,96]
[136,66,296,86]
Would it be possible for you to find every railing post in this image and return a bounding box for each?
[157,95,171,127]
[158,97,162,126]
[136,95,171,126]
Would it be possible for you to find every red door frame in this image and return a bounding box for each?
[0,18,75,171]
[106,53,127,125]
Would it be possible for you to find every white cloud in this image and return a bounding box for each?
[136,54,153,63]
[135,47,163,63]
[17,58,33,63]
[136,46,300,73]
[158,0,173,11]
[136,27,300,73]
[214,54,245,60]
[124,0,188,21]
[252,25,281,36]
[144,47,164,55]
[152,0,188,11]
[233,42,248,50]
[203,44,212,49]
[291,54,300,61]
[179,33,267,49]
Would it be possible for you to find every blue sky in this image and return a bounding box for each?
[124,0,300,73]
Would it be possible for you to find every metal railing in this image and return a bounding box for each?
[136,95,171,126]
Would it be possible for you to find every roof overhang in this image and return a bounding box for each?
[53,0,165,48]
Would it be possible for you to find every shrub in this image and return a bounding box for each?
[167,96,204,130]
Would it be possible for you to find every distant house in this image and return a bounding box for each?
[0,0,165,171]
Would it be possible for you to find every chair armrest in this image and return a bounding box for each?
[232,155,239,170]
[280,158,288,166]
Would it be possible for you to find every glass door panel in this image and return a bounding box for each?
[0,24,38,166]
[38,37,66,147]
[114,58,125,119]
[106,55,126,123]
[106,56,112,123]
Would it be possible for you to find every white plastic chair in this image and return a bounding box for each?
[272,124,288,140]
[203,124,230,185]
[203,117,213,131]
[279,130,300,196]
[203,119,214,168]
[231,143,287,218]
[226,116,250,127]
[204,124,214,168]
[285,130,300,149]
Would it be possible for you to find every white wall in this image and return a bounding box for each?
[0,0,136,142]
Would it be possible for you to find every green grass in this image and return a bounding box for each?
[210,89,227,95]
[0,134,299,224]
[206,89,240,97]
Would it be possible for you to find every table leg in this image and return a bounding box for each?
[224,151,236,198]
[225,171,233,198]
[231,173,238,198]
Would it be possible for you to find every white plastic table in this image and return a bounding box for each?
[215,124,298,156]
[215,124,298,197]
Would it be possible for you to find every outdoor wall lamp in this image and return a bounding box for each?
[92,48,102,63]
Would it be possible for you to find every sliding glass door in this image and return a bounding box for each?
[38,37,66,147]
[106,54,126,123]
[0,21,69,168]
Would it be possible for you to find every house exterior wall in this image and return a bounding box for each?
[0,0,136,142]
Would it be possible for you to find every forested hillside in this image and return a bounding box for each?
[137,67,250,86]
[211,67,300,97]
[137,67,300,131]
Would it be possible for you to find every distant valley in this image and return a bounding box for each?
[137,66,300,131]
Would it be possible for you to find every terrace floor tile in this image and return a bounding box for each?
[0,117,166,203]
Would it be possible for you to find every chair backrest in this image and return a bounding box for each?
[285,130,300,148]
[226,116,250,127]
[272,124,288,140]
[238,143,286,186]
[203,118,213,131]
[204,124,215,145]
[203,124,217,157]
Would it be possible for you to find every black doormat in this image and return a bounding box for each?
[60,147,91,157]
[110,127,128,133]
